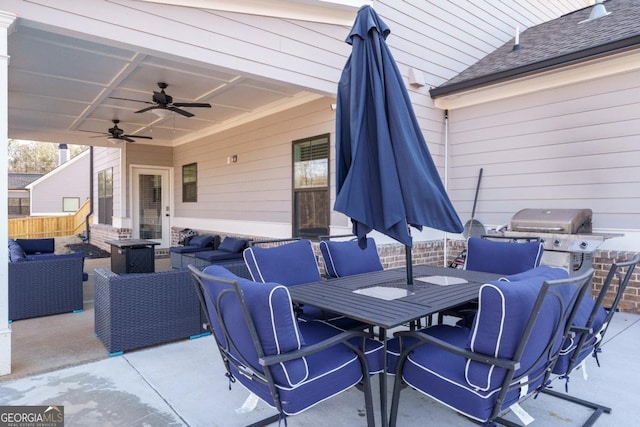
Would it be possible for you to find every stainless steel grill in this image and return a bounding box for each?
[490,208,622,275]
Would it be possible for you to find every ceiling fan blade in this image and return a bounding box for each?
[122,136,136,143]
[169,106,194,118]
[123,134,153,140]
[108,96,155,105]
[89,134,109,138]
[172,102,211,108]
[135,105,159,114]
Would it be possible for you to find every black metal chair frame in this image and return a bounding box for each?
[560,254,639,379]
[390,269,597,427]
[188,264,376,427]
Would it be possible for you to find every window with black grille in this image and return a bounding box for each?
[292,134,329,240]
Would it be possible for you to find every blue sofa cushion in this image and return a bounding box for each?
[218,237,247,253]
[243,240,321,286]
[170,245,209,254]
[16,238,55,255]
[188,234,216,248]
[8,239,27,262]
[194,249,243,262]
[320,238,383,278]
[464,237,544,275]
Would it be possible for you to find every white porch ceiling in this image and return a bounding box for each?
[7,23,322,148]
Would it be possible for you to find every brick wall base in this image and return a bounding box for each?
[98,225,639,313]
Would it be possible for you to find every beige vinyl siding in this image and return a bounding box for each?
[174,97,335,229]
[29,152,90,216]
[446,68,640,231]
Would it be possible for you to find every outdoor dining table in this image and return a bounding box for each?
[288,264,502,427]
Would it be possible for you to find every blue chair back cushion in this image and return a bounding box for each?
[499,265,568,282]
[553,293,607,375]
[200,265,376,415]
[464,237,543,275]
[465,267,569,391]
[243,240,321,286]
[319,238,383,278]
[201,265,307,386]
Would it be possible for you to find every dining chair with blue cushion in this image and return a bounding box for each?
[440,235,544,325]
[464,235,544,275]
[387,268,606,427]
[320,237,383,278]
[243,239,361,327]
[553,254,639,386]
[188,264,381,426]
[243,239,322,286]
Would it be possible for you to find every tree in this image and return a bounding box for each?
[8,140,87,173]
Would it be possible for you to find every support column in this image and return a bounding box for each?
[0,10,17,377]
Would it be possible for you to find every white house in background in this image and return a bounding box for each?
[26,148,90,216]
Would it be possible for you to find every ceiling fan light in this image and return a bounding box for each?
[107,137,122,144]
[152,108,172,118]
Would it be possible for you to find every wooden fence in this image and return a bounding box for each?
[8,200,92,239]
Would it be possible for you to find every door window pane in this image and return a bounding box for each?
[139,174,162,239]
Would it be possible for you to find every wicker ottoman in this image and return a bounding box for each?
[94,268,207,355]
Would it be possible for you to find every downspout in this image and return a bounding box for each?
[85,146,93,243]
[443,109,449,267]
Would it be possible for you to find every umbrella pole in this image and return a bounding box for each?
[405,245,413,285]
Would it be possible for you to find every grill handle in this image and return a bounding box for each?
[512,226,565,232]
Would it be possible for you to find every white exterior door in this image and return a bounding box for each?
[132,167,171,248]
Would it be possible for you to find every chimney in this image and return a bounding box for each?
[58,143,69,165]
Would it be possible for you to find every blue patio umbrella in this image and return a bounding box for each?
[334,5,463,282]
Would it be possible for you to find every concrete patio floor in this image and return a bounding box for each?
[1,255,638,426]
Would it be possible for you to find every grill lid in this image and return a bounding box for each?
[509,208,592,234]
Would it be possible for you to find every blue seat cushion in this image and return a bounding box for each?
[464,237,544,275]
[243,240,321,286]
[320,238,383,278]
[195,249,243,262]
[218,237,247,253]
[170,245,211,254]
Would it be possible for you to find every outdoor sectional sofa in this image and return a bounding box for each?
[8,238,85,321]
[169,234,220,269]
[172,236,249,269]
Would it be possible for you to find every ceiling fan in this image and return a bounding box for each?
[109,82,211,118]
[87,120,153,143]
